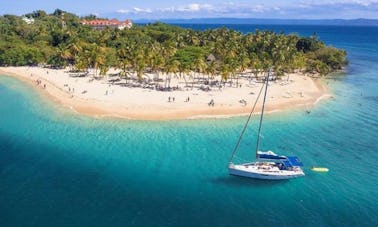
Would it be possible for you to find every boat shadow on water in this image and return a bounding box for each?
[210,175,289,187]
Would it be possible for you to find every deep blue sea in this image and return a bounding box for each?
[1,25,377,226]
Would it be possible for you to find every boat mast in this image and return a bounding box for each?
[255,69,270,158]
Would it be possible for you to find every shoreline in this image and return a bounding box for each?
[0,66,329,120]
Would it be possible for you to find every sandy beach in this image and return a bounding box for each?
[0,66,329,120]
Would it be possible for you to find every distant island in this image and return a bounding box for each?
[0,10,348,119]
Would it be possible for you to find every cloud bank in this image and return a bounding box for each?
[114,1,378,19]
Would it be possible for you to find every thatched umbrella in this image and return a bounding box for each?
[206,54,216,63]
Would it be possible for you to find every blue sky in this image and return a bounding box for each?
[1,0,378,19]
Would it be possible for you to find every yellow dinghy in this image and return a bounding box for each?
[311,167,329,172]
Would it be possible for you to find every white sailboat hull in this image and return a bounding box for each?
[228,163,305,180]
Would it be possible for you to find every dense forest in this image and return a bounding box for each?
[0,9,348,82]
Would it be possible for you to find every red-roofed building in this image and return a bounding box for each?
[81,19,132,30]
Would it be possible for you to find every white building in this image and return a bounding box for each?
[22,17,35,25]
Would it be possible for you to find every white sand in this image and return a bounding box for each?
[0,66,328,120]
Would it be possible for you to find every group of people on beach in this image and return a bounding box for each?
[35,79,46,89]
[168,96,175,102]
[168,96,192,103]
[168,95,216,107]
[64,84,74,93]
[239,99,247,106]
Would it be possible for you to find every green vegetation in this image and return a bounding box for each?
[0,10,348,81]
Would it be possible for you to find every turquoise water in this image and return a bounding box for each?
[1,25,377,226]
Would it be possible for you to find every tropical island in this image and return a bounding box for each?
[0,10,348,120]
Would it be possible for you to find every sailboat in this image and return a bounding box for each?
[228,70,305,180]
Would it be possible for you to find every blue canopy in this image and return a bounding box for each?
[283,156,304,167]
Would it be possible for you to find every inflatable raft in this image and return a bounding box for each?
[311,167,329,172]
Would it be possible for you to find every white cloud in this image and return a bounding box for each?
[133,7,152,13]
[177,3,213,12]
[116,7,152,14]
[117,9,130,14]
[160,7,175,13]
[343,0,378,5]
[250,5,267,13]
[114,1,378,19]
[299,0,378,7]
[116,3,216,16]
[115,3,281,18]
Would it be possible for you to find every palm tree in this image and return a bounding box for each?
[116,45,131,84]
[205,61,217,85]
[98,47,115,80]
[249,54,263,80]
[178,62,190,88]
[185,30,200,46]
[193,56,207,84]
[147,41,164,82]
[68,41,84,70]
[238,53,250,80]
[74,52,90,73]
[174,33,186,48]
[56,44,71,67]
[228,58,241,87]
[88,43,102,77]
[162,41,177,59]
[220,64,230,86]
[135,50,146,82]
[164,59,180,88]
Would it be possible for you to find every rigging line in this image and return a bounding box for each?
[255,69,270,158]
[228,73,267,164]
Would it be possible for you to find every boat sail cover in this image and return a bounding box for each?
[257,150,287,160]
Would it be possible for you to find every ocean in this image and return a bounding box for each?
[0,24,377,226]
